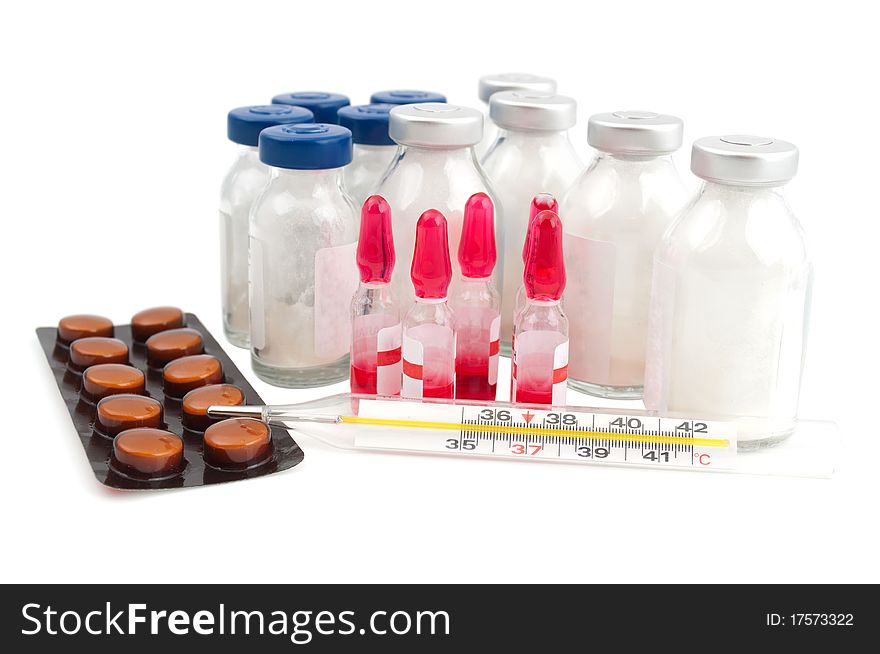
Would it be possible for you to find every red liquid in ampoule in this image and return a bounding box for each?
[514,386,553,405]
[455,360,496,401]
[350,344,378,395]
[421,345,455,399]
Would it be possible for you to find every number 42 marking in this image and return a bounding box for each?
[511,443,543,455]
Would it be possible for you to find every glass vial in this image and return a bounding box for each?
[402,210,455,399]
[337,104,399,209]
[250,123,359,387]
[220,105,314,348]
[481,91,582,349]
[350,195,401,396]
[271,91,350,124]
[644,135,810,448]
[513,209,568,405]
[451,193,501,401]
[375,103,500,314]
[476,73,556,158]
[561,111,688,399]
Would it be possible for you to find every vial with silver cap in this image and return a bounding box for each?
[249,123,359,387]
[644,135,811,448]
[220,105,315,348]
[561,111,688,399]
[481,91,582,348]
[337,104,398,207]
[476,73,557,157]
[374,103,500,313]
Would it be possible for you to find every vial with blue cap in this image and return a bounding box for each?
[271,91,350,124]
[221,104,314,348]
[337,104,398,207]
[249,123,359,387]
[369,89,447,105]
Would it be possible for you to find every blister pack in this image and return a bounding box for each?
[37,309,304,490]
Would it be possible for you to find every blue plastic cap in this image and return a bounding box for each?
[370,89,447,105]
[259,123,353,170]
[227,105,315,146]
[271,92,350,124]
[336,104,397,146]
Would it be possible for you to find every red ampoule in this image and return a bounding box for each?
[401,209,456,399]
[350,195,402,396]
[515,194,559,318]
[451,193,501,401]
[512,208,569,405]
[510,193,558,399]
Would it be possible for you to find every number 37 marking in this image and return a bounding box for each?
[511,443,543,455]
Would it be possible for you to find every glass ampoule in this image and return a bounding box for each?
[401,210,456,399]
[451,193,501,401]
[350,195,401,396]
[513,194,559,328]
[512,209,569,405]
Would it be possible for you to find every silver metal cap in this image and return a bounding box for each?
[389,103,483,148]
[588,111,684,155]
[690,135,799,187]
[478,73,557,104]
[489,91,577,131]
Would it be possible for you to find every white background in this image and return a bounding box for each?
[1,0,877,584]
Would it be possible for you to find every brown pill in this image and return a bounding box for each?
[181,384,245,432]
[57,314,113,346]
[162,354,223,398]
[82,364,145,403]
[68,337,129,373]
[204,418,272,469]
[113,428,184,478]
[146,328,204,368]
[131,306,184,342]
[96,394,163,437]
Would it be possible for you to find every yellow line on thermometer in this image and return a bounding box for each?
[339,415,730,449]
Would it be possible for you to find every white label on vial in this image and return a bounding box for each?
[401,333,424,399]
[512,330,567,404]
[376,323,402,396]
[564,233,616,385]
[643,260,677,411]
[551,340,569,406]
[488,314,501,386]
[314,242,358,359]
[249,238,266,351]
